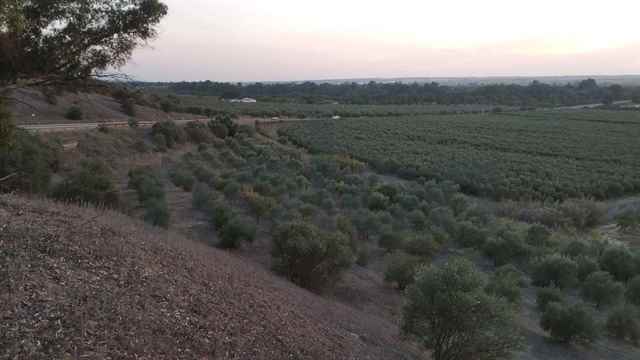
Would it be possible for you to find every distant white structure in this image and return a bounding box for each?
[229,97,257,103]
[332,115,341,120]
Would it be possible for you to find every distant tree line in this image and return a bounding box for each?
[137,79,634,107]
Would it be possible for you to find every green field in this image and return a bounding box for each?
[279,110,640,200]
[171,95,502,118]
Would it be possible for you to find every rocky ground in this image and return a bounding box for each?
[0,195,424,360]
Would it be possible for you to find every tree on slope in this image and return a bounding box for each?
[402,257,524,360]
[1,0,168,86]
[1,0,167,189]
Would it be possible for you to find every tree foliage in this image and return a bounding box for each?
[540,302,599,344]
[1,0,168,85]
[402,258,524,360]
[272,221,353,291]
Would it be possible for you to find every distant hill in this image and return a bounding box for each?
[305,75,640,86]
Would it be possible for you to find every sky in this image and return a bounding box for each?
[122,0,640,82]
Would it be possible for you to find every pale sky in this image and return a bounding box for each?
[122,0,640,82]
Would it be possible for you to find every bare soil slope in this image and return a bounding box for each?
[9,88,198,125]
[0,195,421,360]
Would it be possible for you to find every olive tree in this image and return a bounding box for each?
[402,258,524,360]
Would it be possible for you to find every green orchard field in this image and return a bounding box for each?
[279,110,640,200]
[172,95,503,118]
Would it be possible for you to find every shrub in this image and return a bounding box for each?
[218,216,257,249]
[368,191,389,211]
[408,209,427,230]
[51,160,119,207]
[540,302,599,344]
[384,252,422,290]
[192,183,215,211]
[208,120,229,139]
[143,197,170,228]
[0,129,59,194]
[627,275,640,306]
[211,204,234,229]
[184,121,213,143]
[600,246,638,282]
[563,239,591,258]
[169,166,195,192]
[581,271,624,308]
[456,220,487,248]
[402,258,524,360]
[483,228,530,266]
[526,224,552,247]
[559,199,605,230]
[532,254,578,289]
[428,206,457,236]
[576,256,600,282]
[120,96,136,116]
[536,287,564,312]
[128,167,164,203]
[606,305,640,345]
[151,121,186,149]
[65,106,83,120]
[356,246,370,267]
[486,266,524,304]
[403,233,439,257]
[272,222,353,290]
[128,118,139,128]
[244,191,277,223]
[379,231,404,253]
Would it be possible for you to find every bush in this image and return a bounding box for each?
[627,275,640,306]
[0,129,59,194]
[218,216,257,249]
[540,301,599,344]
[428,207,457,236]
[606,305,640,345]
[526,224,552,247]
[151,121,186,149]
[536,287,564,312]
[562,239,591,258]
[576,255,600,282]
[402,258,524,360]
[379,231,404,253]
[120,96,136,116]
[600,246,638,282]
[272,222,353,290]
[532,254,578,289]
[143,197,170,228]
[581,271,624,308]
[208,120,229,139]
[368,191,389,211]
[128,118,139,128]
[403,233,440,257]
[184,121,213,143]
[169,166,195,192]
[483,228,530,266]
[211,204,234,229]
[456,220,487,248]
[65,106,83,120]
[558,199,605,230]
[486,265,524,304]
[384,251,422,290]
[128,167,164,203]
[192,183,215,211]
[51,160,119,207]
